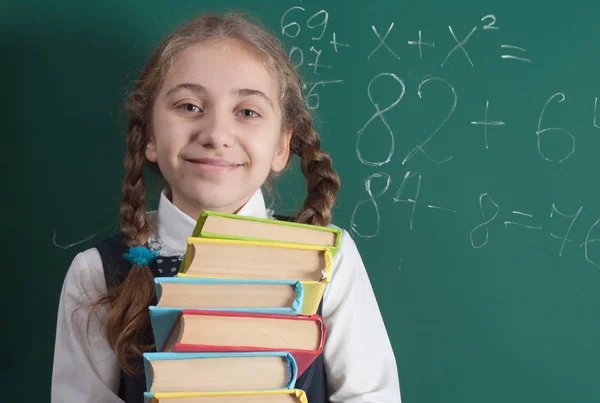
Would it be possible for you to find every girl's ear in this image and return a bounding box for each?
[145,137,158,163]
[271,129,292,173]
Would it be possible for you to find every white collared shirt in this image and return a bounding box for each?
[51,189,401,403]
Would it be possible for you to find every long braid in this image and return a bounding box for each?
[292,108,340,227]
[89,121,157,374]
[120,122,152,246]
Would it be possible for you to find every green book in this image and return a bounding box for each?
[191,210,342,256]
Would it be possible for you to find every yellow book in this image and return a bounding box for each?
[177,238,331,315]
[145,389,308,403]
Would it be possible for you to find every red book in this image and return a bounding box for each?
[158,310,326,377]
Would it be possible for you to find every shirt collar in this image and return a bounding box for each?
[154,188,269,252]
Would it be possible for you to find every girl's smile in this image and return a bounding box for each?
[184,157,245,174]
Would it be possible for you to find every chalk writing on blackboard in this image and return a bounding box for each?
[289,46,303,68]
[291,46,326,74]
[282,6,329,40]
[513,211,533,217]
[306,9,329,40]
[355,74,457,167]
[280,2,600,271]
[407,30,435,58]
[304,80,344,110]
[281,4,345,110]
[330,32,350,53]
[593,97,600,129]
[351,171,459,239]
[362,13,531,66]
[581,218,600,267]
[428,205,457,214]
[481,14,499,30]
[368,23,400,60]
[469,193,501,249]
[281,6,305,38]
[350,172,391,239]
[402,76,456,165]
[536,92,575,163]
[470,100,506,149]
[393,171,422,230]
[52,222,114,250]
[504,211,543,230]
[441,25,477,68]
[349,164,600,265]
[356,73,405,167]
[501,44,531,63]
[308,46,331,74]
[550,204,583,257]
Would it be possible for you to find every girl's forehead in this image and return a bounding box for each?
[163,39,279,98]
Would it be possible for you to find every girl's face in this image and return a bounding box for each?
[147,39,291,219]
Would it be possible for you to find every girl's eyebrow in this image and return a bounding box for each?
[165,83,207,97]
[234,88,274,109]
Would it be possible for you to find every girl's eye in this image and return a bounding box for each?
[179,103,202,113]
[239,109,259,119]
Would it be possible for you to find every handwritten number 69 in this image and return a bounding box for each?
[281,7,329,40]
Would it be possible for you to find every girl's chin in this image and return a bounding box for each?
[173,188,253,214]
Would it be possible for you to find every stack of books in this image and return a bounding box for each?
[142,211,342,402]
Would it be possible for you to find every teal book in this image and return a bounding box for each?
[153,277,305,314]
[142,351,298,394]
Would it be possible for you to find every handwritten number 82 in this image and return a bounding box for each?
[356,74,457,167]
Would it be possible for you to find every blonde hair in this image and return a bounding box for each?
[91,12,340,374]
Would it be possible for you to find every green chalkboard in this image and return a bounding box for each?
[3,0,600,402]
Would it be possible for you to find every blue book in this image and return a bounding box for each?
[154,277,304,314]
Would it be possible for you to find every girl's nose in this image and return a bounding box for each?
[197,110,235,149]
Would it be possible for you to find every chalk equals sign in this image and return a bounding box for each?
[501,44,531,63]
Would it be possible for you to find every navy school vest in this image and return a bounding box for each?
[95,219,330,402]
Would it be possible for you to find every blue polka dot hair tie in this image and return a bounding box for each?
[123,246,159,266]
